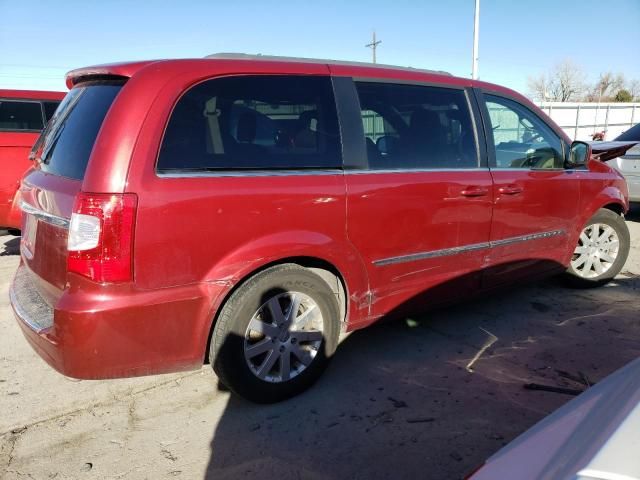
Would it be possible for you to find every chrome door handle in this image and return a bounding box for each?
[461,186,489,197]
[498,185,523,195]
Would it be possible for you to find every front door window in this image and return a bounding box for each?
[485,95,563,169]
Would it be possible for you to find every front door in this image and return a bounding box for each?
[479,93,580,287]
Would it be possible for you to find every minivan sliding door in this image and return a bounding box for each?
[340,79,493,322]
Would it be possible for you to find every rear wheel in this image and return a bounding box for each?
[210,264,340,403]
[564,208,630,288]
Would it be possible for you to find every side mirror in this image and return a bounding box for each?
[566,141,591,168]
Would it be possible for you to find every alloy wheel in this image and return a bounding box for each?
[571,223,620,279]
[244,292,324,383]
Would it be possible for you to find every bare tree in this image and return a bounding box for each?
[551,60,586,101]
[527,74,550,102]
[587,72,626,101]
[527,59,585,101]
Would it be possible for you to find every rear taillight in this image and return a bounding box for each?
[67,193,137,283]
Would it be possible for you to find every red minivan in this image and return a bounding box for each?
[0,90,64,232]
[10,55,634,402]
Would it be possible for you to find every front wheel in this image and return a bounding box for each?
[210,264,340,403]
[564,208,630,288]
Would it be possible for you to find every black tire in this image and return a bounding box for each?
[564,208,630,288]
[210,264,340,403]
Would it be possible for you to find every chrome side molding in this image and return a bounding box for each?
[20,201,70,228]
[373,229,566,266]
[490,230,565,248]
[374,241,490,266]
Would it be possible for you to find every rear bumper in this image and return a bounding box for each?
[10,264,223,379]
[10,265,54,331]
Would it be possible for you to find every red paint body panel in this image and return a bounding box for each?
[0,89,65,101]
[0,132,38,228]
[0,90,65,229]
[345,170,493,326]
[12,269,211,378]
[9,58,629,380]
[484,169,581,286]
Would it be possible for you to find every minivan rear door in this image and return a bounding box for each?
[20,82,123,306]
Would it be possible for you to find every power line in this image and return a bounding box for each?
[0,64,69,70]
[0,73,65,79]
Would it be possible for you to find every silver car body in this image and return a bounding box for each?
[607,144,640,203]
[470,357,640,480]
[607,125,640,203]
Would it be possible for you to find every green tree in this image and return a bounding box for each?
[614,89,633,102]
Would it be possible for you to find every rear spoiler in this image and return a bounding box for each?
[65,60,161,89]
[588,141,639,162]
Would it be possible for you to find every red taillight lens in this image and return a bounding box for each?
[67,192,137,283]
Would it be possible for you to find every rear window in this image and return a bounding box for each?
[157,75,342,172]
[0,100,44,131]
[37,83,122,180]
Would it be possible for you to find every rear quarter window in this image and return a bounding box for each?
[157,75,342,172]
[37,83,122,180]
[0,100,44,131]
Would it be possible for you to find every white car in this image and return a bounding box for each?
[469,357,640,480]
[607,124,640,203]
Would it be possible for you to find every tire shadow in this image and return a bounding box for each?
[204,275,640,480]
[626,204,640,223]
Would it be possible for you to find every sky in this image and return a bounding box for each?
[1,0,639,97]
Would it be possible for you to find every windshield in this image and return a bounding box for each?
[33,82,123,180]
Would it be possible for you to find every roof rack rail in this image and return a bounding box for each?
[205,53,452,77]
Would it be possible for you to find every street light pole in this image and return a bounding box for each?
[472,0,480,79]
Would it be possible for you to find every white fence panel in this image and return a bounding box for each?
[536,102,639,141]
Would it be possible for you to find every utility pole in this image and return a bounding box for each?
[365,31,382,64]
[594,85,603,135]
[472,0,480,79]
